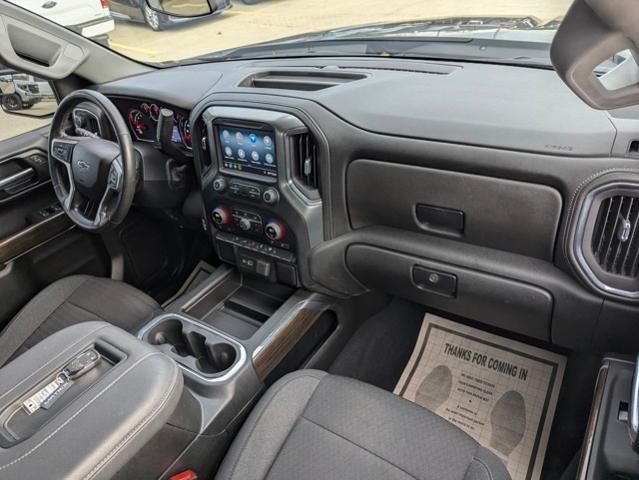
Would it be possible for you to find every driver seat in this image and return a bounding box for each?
[0,275,159,366]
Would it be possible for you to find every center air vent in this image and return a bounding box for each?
[240,70,366,91]
[591,195,639,277]
[290,132,320,199]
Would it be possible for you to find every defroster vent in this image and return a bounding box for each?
[591,195,639,277]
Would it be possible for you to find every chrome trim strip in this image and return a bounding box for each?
[577,363,609,480]
[137,313,247,385]
[629,354,639,447]
[0,168,34,190]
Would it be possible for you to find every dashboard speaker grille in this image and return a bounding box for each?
[292,133,319,191]
[591,195,639,276]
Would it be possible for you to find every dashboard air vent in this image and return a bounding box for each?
[291,132,319,191]
[240,70,366,91]
[591,195,639,277]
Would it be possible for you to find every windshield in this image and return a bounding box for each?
[7,0,573,66]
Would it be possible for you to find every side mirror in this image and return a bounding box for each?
[145,0,213,17]
[0,71,56,118]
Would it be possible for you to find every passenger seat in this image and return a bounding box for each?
[216,370,511,480]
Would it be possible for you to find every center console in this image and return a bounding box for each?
[196,106,324,288]
[578,355,639,478]
[0,321,183,480]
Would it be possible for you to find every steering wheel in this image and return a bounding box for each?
[48,90,137,232]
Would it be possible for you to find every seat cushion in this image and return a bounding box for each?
[216,370,511,480]
[0,275,159,366]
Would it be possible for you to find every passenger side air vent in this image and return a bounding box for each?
[569,176,639,300]
[591,195,639,277]
[290,132,320,198]
[239,70,366,91]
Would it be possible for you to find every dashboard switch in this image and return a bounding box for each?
[212,205,231,225]
[262,188,280,205]
[238,218,252,231]
[213,177,227,192]
[265,220,285,241]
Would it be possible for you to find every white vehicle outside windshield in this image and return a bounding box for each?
[8,0,571,64]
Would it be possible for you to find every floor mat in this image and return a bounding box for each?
[394,314,566,480]
[161,260,215,307]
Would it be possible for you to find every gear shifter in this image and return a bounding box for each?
[156,107,187,163]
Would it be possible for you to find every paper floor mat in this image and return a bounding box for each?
[394,315,565,480]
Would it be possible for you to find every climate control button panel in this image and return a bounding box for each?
[210,204,292,251]
[213,176,279,206]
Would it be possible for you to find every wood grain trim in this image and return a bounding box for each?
[0,212,73,264]
[253,306,323,381]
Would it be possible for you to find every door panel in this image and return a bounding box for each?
[0,125,109,330]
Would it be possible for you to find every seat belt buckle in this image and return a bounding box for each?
[169,470,198,480]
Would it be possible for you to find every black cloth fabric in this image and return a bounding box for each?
[0,275,159,366]
[216,370,511,480]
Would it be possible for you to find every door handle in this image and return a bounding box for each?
[0,168,36,193]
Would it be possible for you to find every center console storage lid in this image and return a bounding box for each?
[0,321,183,480]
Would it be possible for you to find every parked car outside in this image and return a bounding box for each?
[14,0,115,43]
[109,0,231,31]
[0,70,54,111]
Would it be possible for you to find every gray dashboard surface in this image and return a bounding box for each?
[97,57,621,157]
[97,63,223,109]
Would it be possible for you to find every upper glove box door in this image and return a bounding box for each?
[347,159,562,261]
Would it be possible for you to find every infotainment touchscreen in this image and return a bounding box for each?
[218,126,276,178]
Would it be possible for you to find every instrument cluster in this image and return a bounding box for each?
[115,98,192,150]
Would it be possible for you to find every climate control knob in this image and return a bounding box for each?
[211,205,231,225]
[264,220,285,241]
[212,177,227,192]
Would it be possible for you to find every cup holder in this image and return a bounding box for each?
[145,316,240,378]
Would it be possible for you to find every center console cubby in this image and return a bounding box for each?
[181,268,294,340]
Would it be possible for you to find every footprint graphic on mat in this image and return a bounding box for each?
[489,390,526,459]
[415,365,452,412]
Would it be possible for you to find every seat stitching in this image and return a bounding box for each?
[23,300,104,346]
[83,360,181,479]
[261,403,309,480]
[471,456,494,480]
[225,372,324,480]
[299,415,420,480]
[0,351,162,472]
[65,299,113,321]
[460,444,480,480]
[0,324,107,403]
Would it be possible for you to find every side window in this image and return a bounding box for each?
[0,67,57,142]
